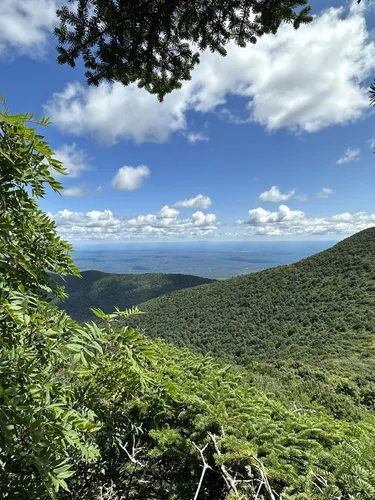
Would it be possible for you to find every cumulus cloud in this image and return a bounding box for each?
[50,206,217,240]
[173,194,212,209]
[192,211,217,226]
[258,186,296,203]
[45,4,375,143]
[337,147,361,164]
[0,0,57,58]
[238,204,375,236]
[244,205,305,225]
[54,144,92,178]
[45,81,188,145]
[158,205,180,218]
[185,132,208,143]
[111,165,150,191]
[316,187,334,199]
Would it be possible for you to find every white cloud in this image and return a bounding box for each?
[238,204,375,236]
[158,205,180,218]
[50,206,218,241]
[185,132,208,143]
[337,147,361,164]
[0,0,57,58]
[294,194,309,202]
[367,138,375,149]
[258,186,296,203]
[46,4,375,143]
[316,187,334,199]
[45,81,188,145]
[111,165,150,191]
[62,184,102,197]
[63,186,89,197]
[192,211,217,226]
[54,144,92,178]
[245,205,305,225]
[173,194,212,209]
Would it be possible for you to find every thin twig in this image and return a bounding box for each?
[253,457,277,500]
[192,442,212,500]
[208,431,238,497]
[119,435,145,468]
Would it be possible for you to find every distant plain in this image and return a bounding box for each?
[72,241,335,279]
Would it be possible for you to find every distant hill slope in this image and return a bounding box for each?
[133,228,375,408]
[54,271,215,322]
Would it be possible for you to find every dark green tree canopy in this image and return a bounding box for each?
[55,0,312,100]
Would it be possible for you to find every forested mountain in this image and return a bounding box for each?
[136,228,375,362]
[131,228,375,418]
[53,271,214,322]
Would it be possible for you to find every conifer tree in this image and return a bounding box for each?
[55,0,312,100]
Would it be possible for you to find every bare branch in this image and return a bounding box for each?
[192,441,212,500]
[119,435,145,468]
[252,457,277,500]
[208,431,238,497]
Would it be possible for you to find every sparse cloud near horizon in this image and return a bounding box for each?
[316,188,334,199]
[259,186,296,203]
[294,194,309,202]
[337,148,361,164]
[111,165,150,191]
[63,186,89,197]
[54,144,93,178]
[185,132,208,143]
[63,185,103,197]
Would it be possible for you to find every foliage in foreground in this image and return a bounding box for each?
[0,102,150,497]
[63,338,375,500]
[2,104,375,499]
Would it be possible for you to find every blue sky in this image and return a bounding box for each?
[2,0,375,242]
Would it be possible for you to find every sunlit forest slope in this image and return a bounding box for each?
[54,271,214,321]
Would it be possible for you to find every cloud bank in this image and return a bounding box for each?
[50,207,218,240]
[238,205,375,236]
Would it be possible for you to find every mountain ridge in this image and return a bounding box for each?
[54,270,215,322]
[135,227,375,360]
[128,228,375,417]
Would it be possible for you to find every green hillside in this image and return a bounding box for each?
[5,99,375,500]
[54,270,214,322]
[133,228,375,417]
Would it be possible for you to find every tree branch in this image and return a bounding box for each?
[208,431,238,497]
[192,441,212,500]
[252,456,277,500]
[119,435,145,468]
